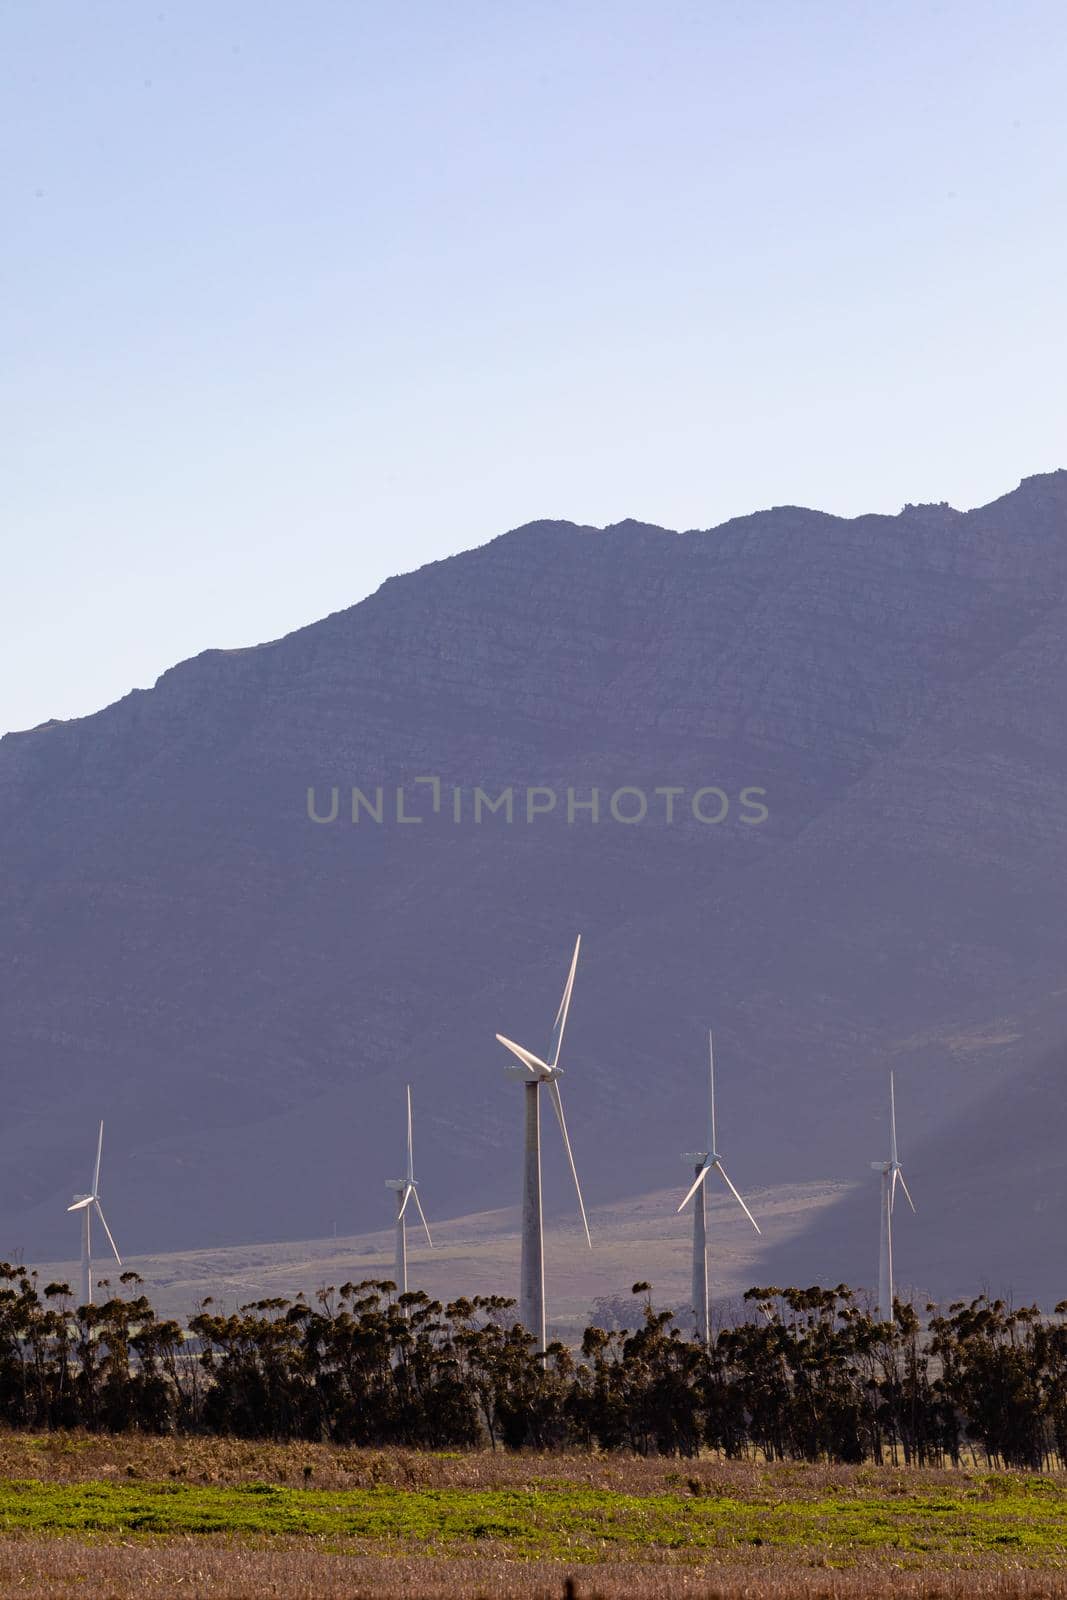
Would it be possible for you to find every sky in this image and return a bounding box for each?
[3,0,1066,733]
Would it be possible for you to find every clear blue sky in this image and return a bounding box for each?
[3,0,1065,733]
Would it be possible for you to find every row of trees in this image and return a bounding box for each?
[0,1265,1064,1467]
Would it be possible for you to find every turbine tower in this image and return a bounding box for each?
[384,1084,433,1296]
[66,1121,122,1307]
[870,1070,915,1319]
[496,934,591,1353]
[677,1031,761,1348]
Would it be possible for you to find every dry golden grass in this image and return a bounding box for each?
[0,1538,1063,1598]
[3,1431,1057,1499]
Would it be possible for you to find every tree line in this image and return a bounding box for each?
[0,1265,1065,1468]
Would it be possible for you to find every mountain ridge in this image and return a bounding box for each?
[8,468,1067,742]
[2,469,1066,1303]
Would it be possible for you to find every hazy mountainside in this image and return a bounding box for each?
[2,471,1066,1301]
[36,1179,853,1336]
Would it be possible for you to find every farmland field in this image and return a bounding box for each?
[0,1436,1065,1596]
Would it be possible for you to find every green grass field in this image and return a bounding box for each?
[1,1469,1066,1562]
[0,1439,1066,1596]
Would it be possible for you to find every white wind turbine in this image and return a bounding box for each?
[496,934,591,1353]
[384,1084,433,1296]
[67,1121,122,1307]
[871,1070,915,1320]
[677,1031,761,1348]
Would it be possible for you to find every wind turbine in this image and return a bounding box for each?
[871,1070,915,1320]
[496,934,591,1353]
[677,1031,761,1348]
[66,1121,122,1307]
[384,1084,433,1297]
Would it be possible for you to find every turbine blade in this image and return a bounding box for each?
[412,1187,433,1248]
[713,1161,762,1235]
[549,935,581,1067]
[94,1201,122,1265]
[898,1171,916,1213]
[397,1184,414,1220]
[406,1084,414,1183]
[67,1197,93,1212]
[708,1030,717,1154]
[92,1120,104,1197]
[546,1078,591,1247]
[677,1163,711,1213]
[889,1071,898,1166]
[889,1165,898,1214]
[496,1034,550,1076]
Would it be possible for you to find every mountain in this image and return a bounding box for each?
[2,471,1066,1303]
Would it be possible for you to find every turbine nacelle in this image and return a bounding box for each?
[496,1035,560,1080]
[66,1121,122,1285]
[496,935,591,1250]
[389,1087,433,1248]
[676,1033,761,1235]
[875,1071,916,1317]
[874,1074,916,1215]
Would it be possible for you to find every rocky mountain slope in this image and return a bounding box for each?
[2,471,1066,1302]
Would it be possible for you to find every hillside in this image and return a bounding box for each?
[35,1178,853,1339]
[3,471,1066,1301]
